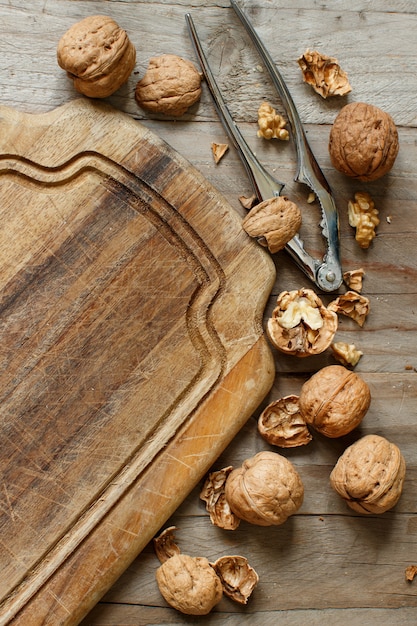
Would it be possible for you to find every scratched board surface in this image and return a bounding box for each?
[0,99,275,624]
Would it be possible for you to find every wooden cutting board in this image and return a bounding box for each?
[0,99,275,625]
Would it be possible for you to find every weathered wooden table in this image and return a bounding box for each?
[1,1,417,624]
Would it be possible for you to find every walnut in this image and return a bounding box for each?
[298,49,352,98]
[348,192,380,248]
[257,102,289,140]
[258,395,312,448]
[331,342,363,367]
[212,556,259,604]
[242,196,302,254]
[267,288,338,357]
[224,451,304,526]
[135,54,202,116]
[330,434,406,514]
[328,290,370,327]
[211,142,229,164]
[57,15,136,98]
[200,466,241,530]
[299,365,371,437]
[329,102,399,181]
[343,268,365,292]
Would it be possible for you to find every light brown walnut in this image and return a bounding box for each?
[299,365,371,437]
[331,341,363,367]
[242,196,302,254]
[57,15,136,98]
[224,451,304,526]
[348,191,380,248]
[330,434,406,514]
[135,54,202,116]
[329,102,399,181]
[257,102,289,140]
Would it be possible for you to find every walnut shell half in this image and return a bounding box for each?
[330,434,406,514]
[299,365,371,437]
[329,102,399,181]
[57,15,136,98]
[258,395,312,448]
[224,451,304,526]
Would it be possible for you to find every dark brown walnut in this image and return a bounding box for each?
[330,434,406,514]
[267,288,338,357]
[135,54,202,116]
[224,451,304,526]
[57,15,136,98]
[242,196,302,254]
[299,365,371,437]
[329,102,399,181]
[212,556,259,604]
[258,395,312,448]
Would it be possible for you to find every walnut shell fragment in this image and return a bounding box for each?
[329,102,399,181]
[348,192,380,249]
[298,49,352,98]
[331,342,363,367]
[299,365,371,437]
[343,268,365,292]
[153,526,181,564]
[329,290,370,327]
[200,466,240,530]
[267,288,338,357]
[156,553,223,615]
[135,54,202,116]
[330,434,406,514]
[212,556,259,604]
[211,142,229,164]
[242,196,302,254]
[257,102,289,140]
[57,15,136,98]
[258,395,312,448]
[405,565,417,582]
[224,451,304,526]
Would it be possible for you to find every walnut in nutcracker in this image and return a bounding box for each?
[329,102,399,181]
[267,288,338,357]
[299,365,371,437]
[330,434,406,514]
[57,15,136,98]
[242,196,302,254]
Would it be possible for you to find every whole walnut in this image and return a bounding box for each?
[224,451,304,526]
[330,434,406,514]
[329,102,399,181]
[299,365,371,437]
[57,15,136,98]
[156,553,223,615]
[135,54,202,116]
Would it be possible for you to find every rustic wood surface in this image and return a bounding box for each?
[0,0,416,624]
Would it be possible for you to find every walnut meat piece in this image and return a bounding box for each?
[299,365,371,437]
[212,556,259,604]
[343,268,365,292]
[329,102,399,181]
[156,553,223,615]
[330,434,406,514]
[57,15,136,98]
[348,192,380,248]
[298,49,352,98]
[242,196,302,254]
[267,288,338,357]
[224,451,304,526]
[258,395,312,448]
[257,102,289,140]
[329,290,370,327]
[331,342,363,367]
[135,54,202,116]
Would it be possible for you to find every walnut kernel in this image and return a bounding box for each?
[57,15,136,98]
[224,451,304,526]
[330,434,406,514]
[242,196,302,254]
[135,54,202,116]
[257,102,289,140]
[329,102,399,181]
[348,192,380,248]
[258,395,312,448]
[331,342,363,367]
[343,268,365,292]
[299,365,371,437]
[298,49,352,98]
[267,288,338,357]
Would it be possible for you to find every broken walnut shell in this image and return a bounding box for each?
[329,102,399,181]
[200,466,240,530]
[258,395,312,448]
[242,196,302,253]
[328,290,370,327]
[224,451,304,526]
[330,434,406,514]
[298,49,352,98]
[299,365,371,437]
[267,288,338,357]
[212,555,259,605]
[57,15,136,98]
[135,54,202,116]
